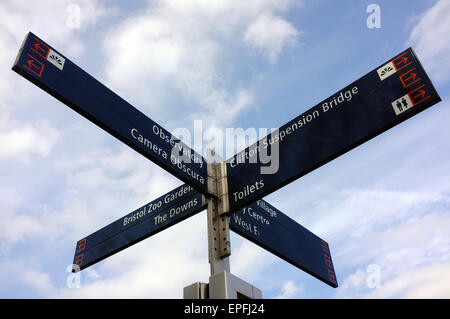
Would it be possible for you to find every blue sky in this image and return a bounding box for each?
[0,0,449,298]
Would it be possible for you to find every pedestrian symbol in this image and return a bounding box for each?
[391,94,413,115]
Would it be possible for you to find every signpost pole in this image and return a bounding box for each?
[206,149,231,275]
[206,196,231,274]
[183,149,262,299]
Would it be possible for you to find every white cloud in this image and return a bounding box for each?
[0,0,115,56]
[275,280,304,298]
[231,239,276,282]
[0,145,203,298]
[54,212,209,298]
[338,262,450,299]
[370,262,450,298]
[408,0,450,83]
[20,269,57,297]
[0,0,116,98]
[0,147,177,251]
[335,269,367,298]
[0,213,45,251]
[0,0,116,162]
[311,189,450,244]
[244,12,300,63]
[0,121,60,162]
[101,0,301,129]
[307,188,450,298]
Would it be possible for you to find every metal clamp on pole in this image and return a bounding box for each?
[216,162,230,216]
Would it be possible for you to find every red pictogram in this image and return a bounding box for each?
[75,254,84,266]
[324,253,333,268]
[392,51,413,72]
[320,239,336,284]
[399,68,421,88]
[23,53,45,77]
[408,84,431,106]
[320,239,330,254]
[328,269,337,284]
[76,238,87,253]
[30,37,50,59]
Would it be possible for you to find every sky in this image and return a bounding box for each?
[0,0,449,299]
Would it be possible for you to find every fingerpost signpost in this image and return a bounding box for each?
[13,32,441,299]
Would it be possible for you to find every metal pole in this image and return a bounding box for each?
[184,149,261,299]
[206,148,231,275]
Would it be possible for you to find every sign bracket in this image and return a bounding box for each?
[216,162,230,216]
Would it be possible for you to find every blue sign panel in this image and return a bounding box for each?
[72,185,206,271]
[225,48,441,213]
[229,199,338,288]
[12,32,208,194]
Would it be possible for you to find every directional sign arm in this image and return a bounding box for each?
[73,185,206,271]
[12,32,208,194]
[224,48,441,213]
[229,200,338,288]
